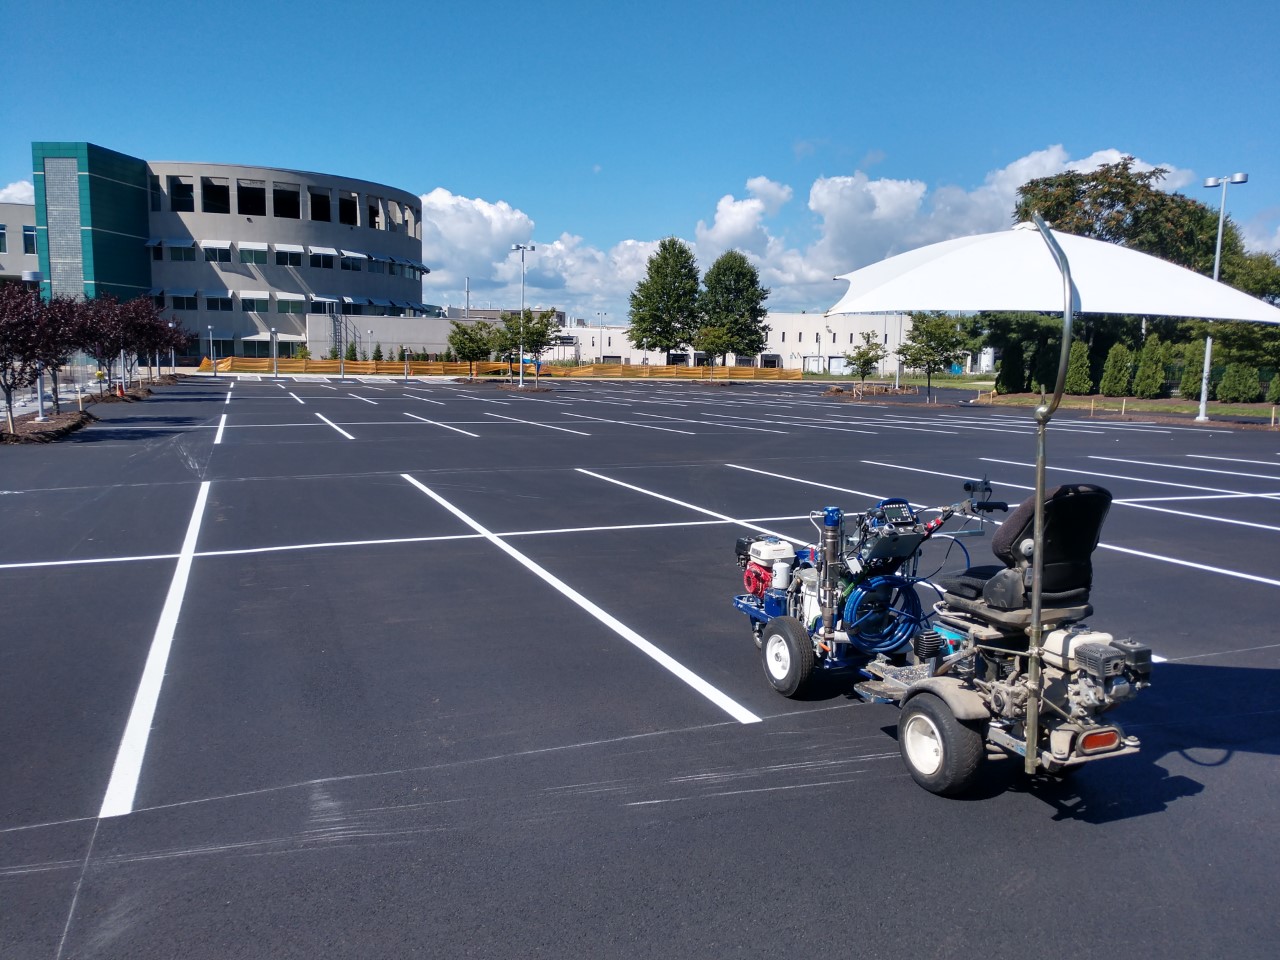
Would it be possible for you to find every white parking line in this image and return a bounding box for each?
[457,393,509,405]
[637,412,787,434]
[289,392,305,404]
[99,481,211,818]
[402,474,760,725]
[1091,455,1280,483]
[484,413,590,435]
[315,413,354,439]
[349,393,378,405]
[403,412,479,436]
[1189,455,1280,468]
[564,412,694,434]
[213,414,227,444]
[982,457,1280,498]
[404,393,445,405]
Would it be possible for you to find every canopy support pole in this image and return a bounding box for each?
[1025,214,1075,776]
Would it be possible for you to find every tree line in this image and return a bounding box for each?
[445,308,561,384]
[0,285,189,431]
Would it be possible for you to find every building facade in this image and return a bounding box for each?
[0,201,40,286]
[30,142,431,357]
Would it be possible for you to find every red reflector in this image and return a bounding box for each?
[1080,729,1121,754]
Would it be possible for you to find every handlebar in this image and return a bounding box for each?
[972,500,1009,513]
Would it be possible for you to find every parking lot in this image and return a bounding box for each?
[3,376,1279,959]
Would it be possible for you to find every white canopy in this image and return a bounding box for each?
[827,223,1280,324]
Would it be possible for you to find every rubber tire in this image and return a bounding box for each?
[760,616,814,697]
[897,693,985,796]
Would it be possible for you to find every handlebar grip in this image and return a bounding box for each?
[975,501,1009,513]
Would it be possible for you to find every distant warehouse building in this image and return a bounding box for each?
[27,141,437,358]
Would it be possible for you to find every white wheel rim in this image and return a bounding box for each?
[903,712,944,776]
[765,634,792,681]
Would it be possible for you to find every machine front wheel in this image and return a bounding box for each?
[898,693,985,796]
[760,616,814,697]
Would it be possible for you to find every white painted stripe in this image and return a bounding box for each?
[404,393,445,405]
[403,412,479,437]
[213,414,226,444]
[564,412,694,434]
[485,412,590,435]
[99,481,211,818]
[224,390,232,406]
[1116,492,1280,504]
[862,460,1036,492]
[315,413,354,439]
[403,474,760,724]
[349,393,378,405]
[1091,455,1280,483]
[716,414,877,436]
[0,552,181,571]
[637,412,787,434]
[289,392,304,404]
[728,463,905,503]
[981,457,1269,497]
[1189,455,1280,468]
[577,469,807,544]
[457,393,509,405]
[1115,501,1280,533]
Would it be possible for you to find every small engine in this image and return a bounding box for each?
[735,536,796,599]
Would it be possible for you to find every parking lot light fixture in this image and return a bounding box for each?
[513,243,535,387]
[1197,172,1248,422]
[208,325,216,380]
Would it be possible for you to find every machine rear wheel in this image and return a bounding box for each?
[760,616,814,697]
[898,693,984,796]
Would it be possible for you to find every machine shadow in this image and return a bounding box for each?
[885,661,1279,822]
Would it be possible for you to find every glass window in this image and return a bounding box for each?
[239,247,266,265]
[168,176,194,212]
[23,226,37,256]
[367,259,385,274]
[171,295,198,310]
[152,295,165,309]
[0,224,6,253]
[151,245,163,261]
[206,297,233,312]
[170,245,195,262]
[205,247,231,263]
[277,299,305,314]
[309,188,332,222]
[276,250,302,267]
[201,177,231,214]
[798,331,803,342]
[273,182,301,219]
[781,332,786,342]
[241,297,269,313]
[309,253,334,269]
[340,256,361,271]
[310,301,336,315]
[367,198,381,229]
[237,180,267,216]
[338,192,358,225]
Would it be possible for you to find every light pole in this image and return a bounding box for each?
[1197,172,1248,422]
[168,322,175,376]
[208,325,216,380]
[596,311,607,361]
[271,327,278,378]
[512,243,535,387]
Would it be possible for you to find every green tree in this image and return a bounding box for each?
[492,309,559,384]
[1065,340,1093,395]
[295,343,311,360]
[1099,343,1133,397]
[845,331,888,383]
[691,324,736,372]
[446,319,495,379]
[1178,339,1206,400]
[700,250,770,362]
[326,345,339,360]
[1266,374,1280,405]
[627,237,701,362]
[1131,334,1166,399]
[372,342,384,362]
[0,283,40,432]
[896,312,967,400]
[1216,363,1262,403]
[344,341,358,362]
[995,341,1025,394]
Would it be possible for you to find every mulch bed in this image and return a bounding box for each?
[2,384,160,443]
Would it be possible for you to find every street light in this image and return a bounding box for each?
[512,243,535,387]
[167,321,175,376]
[208,325,216,380]
[1196,172,1248,422]
[596,311,607,362]
[271,327,278,378]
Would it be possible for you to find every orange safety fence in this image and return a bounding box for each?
[197,357,801,380]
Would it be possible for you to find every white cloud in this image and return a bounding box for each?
[0,180,34,203]
[416,147,1231,322]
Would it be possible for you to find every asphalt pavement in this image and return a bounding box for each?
[2,375,1278,959]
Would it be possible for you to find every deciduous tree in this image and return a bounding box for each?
[0,283,39,432]
[844,331,888,383]
[700,250,769,363]
[628,237,700,362]
[896,312,967,400]
[447,319,495,379]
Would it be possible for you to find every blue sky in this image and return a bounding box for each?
[4,0,1278,320]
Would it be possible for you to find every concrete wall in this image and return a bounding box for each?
[0,201,38,285]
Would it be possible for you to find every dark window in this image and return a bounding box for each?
[277,299,305,314]
[340,256,361,271]
[309,253,334,269]
[204,247,231,263]
[168,176,194,212]
[309,188,332,222]
[239,247,266,265]
[781,332,786,342]
[367,259,385,274]
[849,333,854,344]
[201,177,231,214]
[276,250,302,267]
[169,246,195,262]
[205,297,233,311]
[152,295,165,309]
[367,200,381,229]
[171,295,198,310]
[237,179,266,216]
[273,182,301,219]
[241,297,269,313]
[338,193,358,225]
[151,245,162,261]
[798,331,803,342]
[24,225,38,254]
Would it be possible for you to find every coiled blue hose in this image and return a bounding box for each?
[842,575,922,654]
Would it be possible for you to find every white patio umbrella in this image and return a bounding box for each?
[826,221,1280,324]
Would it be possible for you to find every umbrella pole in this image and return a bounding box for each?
[1025,214,1075,776]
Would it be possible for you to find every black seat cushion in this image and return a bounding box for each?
[937,565,1003,600]
[989,484,1112,595]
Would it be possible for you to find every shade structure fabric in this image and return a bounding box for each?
[827,223,1280,324]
